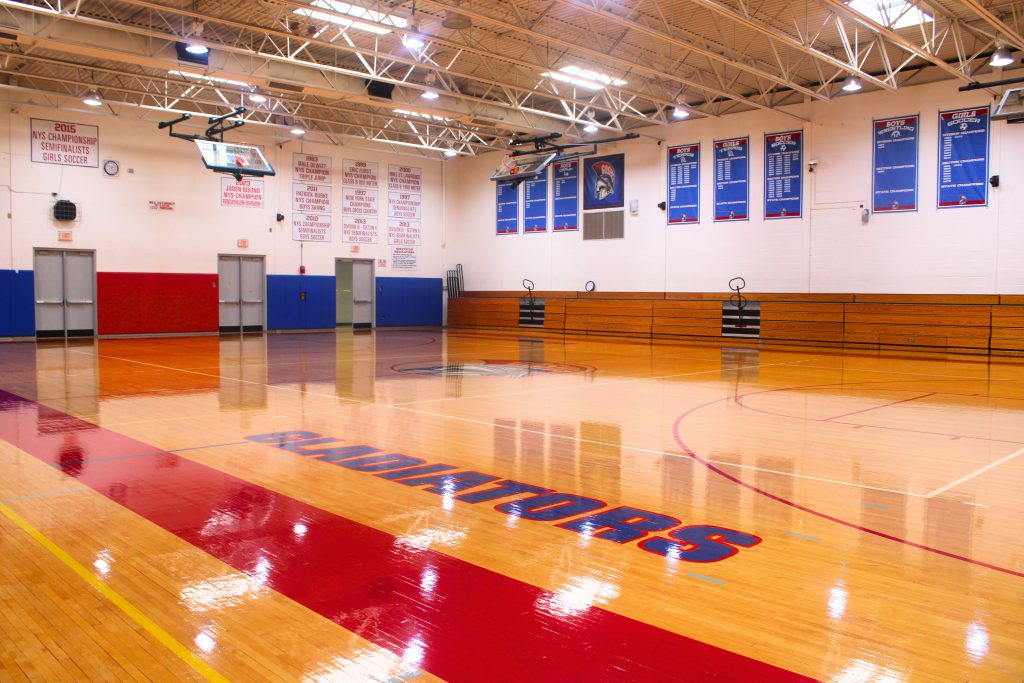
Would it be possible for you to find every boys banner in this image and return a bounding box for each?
[583,154,624,210]
[552,160,579,231]
[872,115,919,213]
[523,167,549,233]
[667,144,700,224]
[937,107,989,209]
[713,137,749,222]
[496,180,519,235]
[764,131,802,219]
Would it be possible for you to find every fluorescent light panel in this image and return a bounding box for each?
[293,0,408,35]
[394,108,450,121]
[169,70,251,88]
[541,65,627,90]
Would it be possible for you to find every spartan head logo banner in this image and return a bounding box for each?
[583,153,625,210]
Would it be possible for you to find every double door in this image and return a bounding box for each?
[34,249,96,338]
[218,255,265,333]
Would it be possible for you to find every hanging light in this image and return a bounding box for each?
[184,42,208,55]
[443,148,457,157]
[582,124,598,133]
[990,46,1014,67]
[83,90,102,106]
[249,88,268,103]
[290,127,306,136]
[402,25,426,49]
[841,75,862,91]
[672,107,689,119]
[421,90,439,100]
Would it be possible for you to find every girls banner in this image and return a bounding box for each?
[937,107,989,208]
[714,137,748,222]
[764,131,802,219]
[872,115,919,213]
[667,143,699,224]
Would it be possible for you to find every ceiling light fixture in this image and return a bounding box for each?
[583,124,598,133]
[293,1,407,35]
[443,148,457,157]
[290,127,306,135]
[672,107,689,119]
[841,75,862,92]
[403,25,426,49]
[421,90,439,100]
[185,42,208,55]
[83,90,102,106]
[990,46,1014,67]
[249,88,268,103]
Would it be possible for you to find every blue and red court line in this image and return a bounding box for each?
[0,388,814,682]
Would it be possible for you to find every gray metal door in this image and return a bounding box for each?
[218,255,264,333]
[34,249,95,338]
[352,260,373,329]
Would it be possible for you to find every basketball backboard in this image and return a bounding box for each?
[992,87,1024,123]
[490,152,556,183]
[194,139,276,177]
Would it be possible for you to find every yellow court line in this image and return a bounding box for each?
[0,501,230,683]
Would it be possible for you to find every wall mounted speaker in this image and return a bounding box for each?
[53,199,77,221]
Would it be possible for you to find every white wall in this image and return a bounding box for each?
[445,80,1023,294]
[0,103,450,279]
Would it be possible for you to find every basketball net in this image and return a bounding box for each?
[498,154,519,175]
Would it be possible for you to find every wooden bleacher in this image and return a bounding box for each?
[447,290,1024,357]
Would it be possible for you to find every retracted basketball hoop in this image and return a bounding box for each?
[490,130,639,185]
[158,106,276,180]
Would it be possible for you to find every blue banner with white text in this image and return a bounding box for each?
[523,167,549,233]
[714,137,748,222]
[552,159,579,231]
[496,180,519,235]
[764,131,802,219]
[667,143,700,224]
[872,115,918,213]
[937,106,989,209]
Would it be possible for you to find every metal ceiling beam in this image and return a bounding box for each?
[677,0,897,91]
[557,0,829,100]
[414,0,809,120]
[950,0,1024,49]
[816,0,978,83]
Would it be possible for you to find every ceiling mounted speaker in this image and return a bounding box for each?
[442,10,472,29]
[365,80,395,99]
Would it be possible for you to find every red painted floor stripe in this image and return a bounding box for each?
[0,390,815,682]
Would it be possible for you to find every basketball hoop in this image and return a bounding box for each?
[498,155,519,176]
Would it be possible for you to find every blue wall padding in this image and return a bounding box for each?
[266,275,335,330]
[376,277,443,327]
[0,270,35,337]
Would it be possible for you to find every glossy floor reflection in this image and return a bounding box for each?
[1,330,1022,682]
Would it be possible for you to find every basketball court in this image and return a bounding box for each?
[0,0,1023,681]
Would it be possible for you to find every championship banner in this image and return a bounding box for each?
[496,180,519,235]
[220,178,264,209]
[342,216,378,244]
[387,219,422,246]
[713,137,748,222]
[937,107,989,209]
[293,153,331,183]
[292,213,331,242]
[342,159,378,187]
[667,143,699,224]
[388,164,422,192]
[292,183,331,214]
[523,167,549,233]
[583,154,624,210]
[552,160,579,232]
[31,119,99,167]
[764,131,802,219]
[872,115,919,213]
[342,187,378,215]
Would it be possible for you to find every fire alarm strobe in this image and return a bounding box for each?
[53,199,77,221]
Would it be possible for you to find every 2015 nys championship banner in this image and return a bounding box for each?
[552,160,579,231]
[667,144,699,224]
[713,137,749,221]
[496,180,519,235]
[872,115,918,213]
[764,131,802,219]
[523,167,549,233]
[937,106,989,209]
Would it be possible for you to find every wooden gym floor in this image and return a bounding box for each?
[0,329,1021,682]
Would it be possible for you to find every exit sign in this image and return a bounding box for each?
[237,239,249,248]
[58,231,72,242]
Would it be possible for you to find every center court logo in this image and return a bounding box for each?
[391,359,593,378]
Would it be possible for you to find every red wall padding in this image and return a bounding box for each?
[97,272,218,335]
